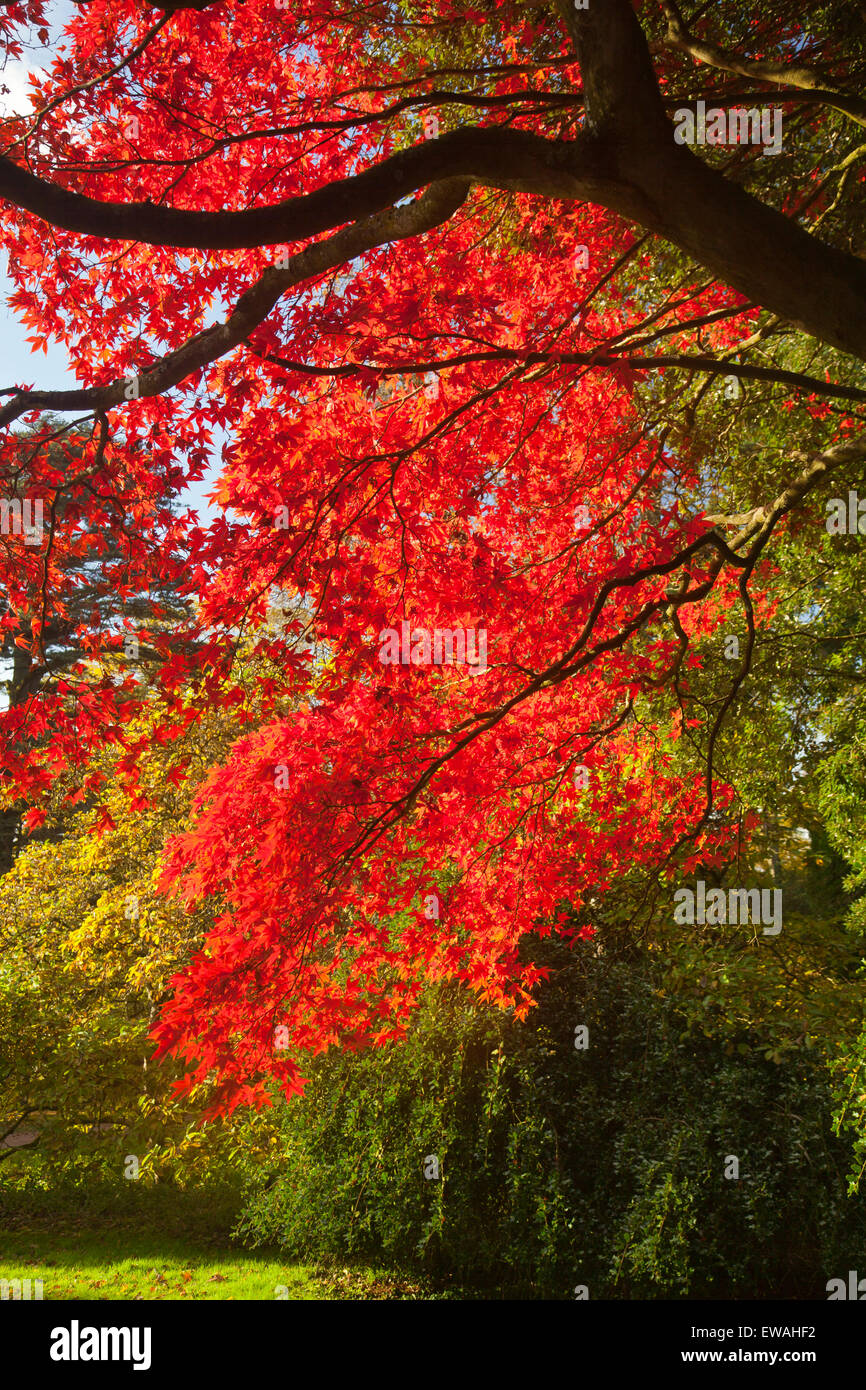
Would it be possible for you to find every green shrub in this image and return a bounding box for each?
[236,938,866,1297]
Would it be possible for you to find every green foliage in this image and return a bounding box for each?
[0,661,297,1185]
[236,938,866,1297]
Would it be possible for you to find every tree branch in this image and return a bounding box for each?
[0,0,864,375]
[0,178,472,427]
[252,346,866,406]
[661,0,866,129]
[0,127,607,249]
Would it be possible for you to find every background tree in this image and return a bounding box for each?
[0,628,297,1175]
[0,417,196,870]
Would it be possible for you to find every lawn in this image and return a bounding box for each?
[0,1224,325,1300]
[0,1183,448,1300]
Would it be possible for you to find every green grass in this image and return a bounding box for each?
[0,1225,326,1300]
[0,1182,446,1300]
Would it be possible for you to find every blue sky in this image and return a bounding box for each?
[0,2,76,391]
[0,258,222,521]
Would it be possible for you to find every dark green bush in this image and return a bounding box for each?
[236,938,866,1298]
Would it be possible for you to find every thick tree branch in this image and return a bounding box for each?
[0,0,864,377]
[0,127,607,248]
[0,178,472,426]
[555,0,668,142]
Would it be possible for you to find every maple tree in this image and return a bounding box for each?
[0,0,864,1112]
